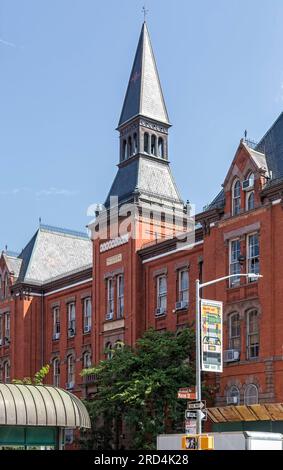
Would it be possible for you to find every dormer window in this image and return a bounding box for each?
[3,274,9,299]
[247,191,255,211]
[232,179,241,216]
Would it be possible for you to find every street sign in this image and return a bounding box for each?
[177,387,196,400]
[185,409,207,421]
[187,400,206,410]
[201,299,223,373]
[185,419,196,435]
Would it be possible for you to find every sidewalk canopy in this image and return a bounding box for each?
[208,403,283,423]
[0,383,91,429]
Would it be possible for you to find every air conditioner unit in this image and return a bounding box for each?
[155,307,166,316]
[84,325,91,333]
[242,178,254,191]
[68,328,75,337]
[227,396,239,405]
[175,301,188,311]
[53,332,60,340]
[224,349,240,363]
[66,382,74,390]
[106,312,114,321]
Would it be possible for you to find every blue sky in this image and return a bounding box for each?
[1,0,283,252]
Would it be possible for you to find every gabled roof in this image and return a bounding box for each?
[16,225,92,285]
[105,155,183,208]
[3,254,22,278]
[118,22,169,127]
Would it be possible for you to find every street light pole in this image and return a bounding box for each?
[195,273,262,437]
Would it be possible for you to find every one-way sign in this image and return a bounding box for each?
[187,400,206,410]
[185,409,207,421]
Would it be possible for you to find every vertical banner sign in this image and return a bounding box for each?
[201,299,223,372]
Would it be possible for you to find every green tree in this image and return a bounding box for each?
[81,328,195,450]
[12,364,50,385]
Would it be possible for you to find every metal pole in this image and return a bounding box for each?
[195,279,202,435]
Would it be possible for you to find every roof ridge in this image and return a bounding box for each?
[39,224,89,240]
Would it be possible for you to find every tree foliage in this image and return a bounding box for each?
[81,328,195,450]
[12,364,50,385]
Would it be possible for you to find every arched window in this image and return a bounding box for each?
[144,133,149,153]
[232,179,241,216]
[247,310,259,359]
[247,191,255,211]
[227,385,240,405]
[105,342,113,360]
[83,351,92,369]
[133,133,138,155]
[3,274,8,299]
[229,313,241,350]
[115,340,124,350]
[53,358,60,387]
[158,137,164,158]
[244,384,258,405]
[127,136,132,158]
[67,355,75,389]
[3,361,10,384]
[151,135,157,156]
[122,140,127,161]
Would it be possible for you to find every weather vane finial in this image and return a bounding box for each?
[142,5,149,22]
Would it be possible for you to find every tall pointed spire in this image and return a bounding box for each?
[118,22,169,127]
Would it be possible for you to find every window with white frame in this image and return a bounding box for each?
[4,313,10,344]
[3,274,9,299]
[52,307,60,340]
[106,278,114,319]
[3,361,10,383]
[229,239,241,287]
[0,315,2,346]
[244,384,258,405]
[228,313,241,350]
[83,351,92,369]
[227,385,240,405]
[83,298,92,333]
[105,342,113,360]
[232,179,241,216]
[246,191,255,211]
[247,233,259,281]
[68,303,76,337]
[53,358,60,387]
[247,310,259,359]
[67,355,75,387]
[178,270,189,305]
[117,275,124,319]
[157,275,167,313]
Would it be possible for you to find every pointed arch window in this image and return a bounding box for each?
[127,136,132,158]
[144,133,149,153]
[247,191,255,211]
[158,137,164,158]
[105,342,113,360]
[244,384,258,405]
[151,135,157,156]
[133,133,138,155]
[232,179,241,216]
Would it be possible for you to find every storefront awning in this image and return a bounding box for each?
[208,403,283,423]
[0,383,91,428]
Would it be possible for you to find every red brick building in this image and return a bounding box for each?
[1,21,283,433]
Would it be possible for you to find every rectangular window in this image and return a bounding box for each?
[247,310,259,359]
[229,239,241,287]
[0,315,2,346]
[83,298,92,333]
[229,314,241,350]
[68,303,76,337]
[107,278,114,319]
[4,313,10,344]
[117,275,124,319]
[53,307,60,340]
[157,275,167,314]
[247,233,259,281]
[179,270,189,304]
[67,355,75,387]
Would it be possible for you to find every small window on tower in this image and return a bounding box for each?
[144,133,149,153]
[158,137,164,158]
[151,135,157,155]
[133,133,138,155]
[128,136,132,158]
[122,140,127,160]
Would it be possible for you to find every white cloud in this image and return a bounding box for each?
[0,37,17,48]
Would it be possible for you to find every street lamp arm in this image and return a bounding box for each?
[199,273,262,290]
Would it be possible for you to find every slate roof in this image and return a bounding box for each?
[15,225,92,285]
[105,156,183,208]
[3,254,22,278]
[118,22,169,127]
